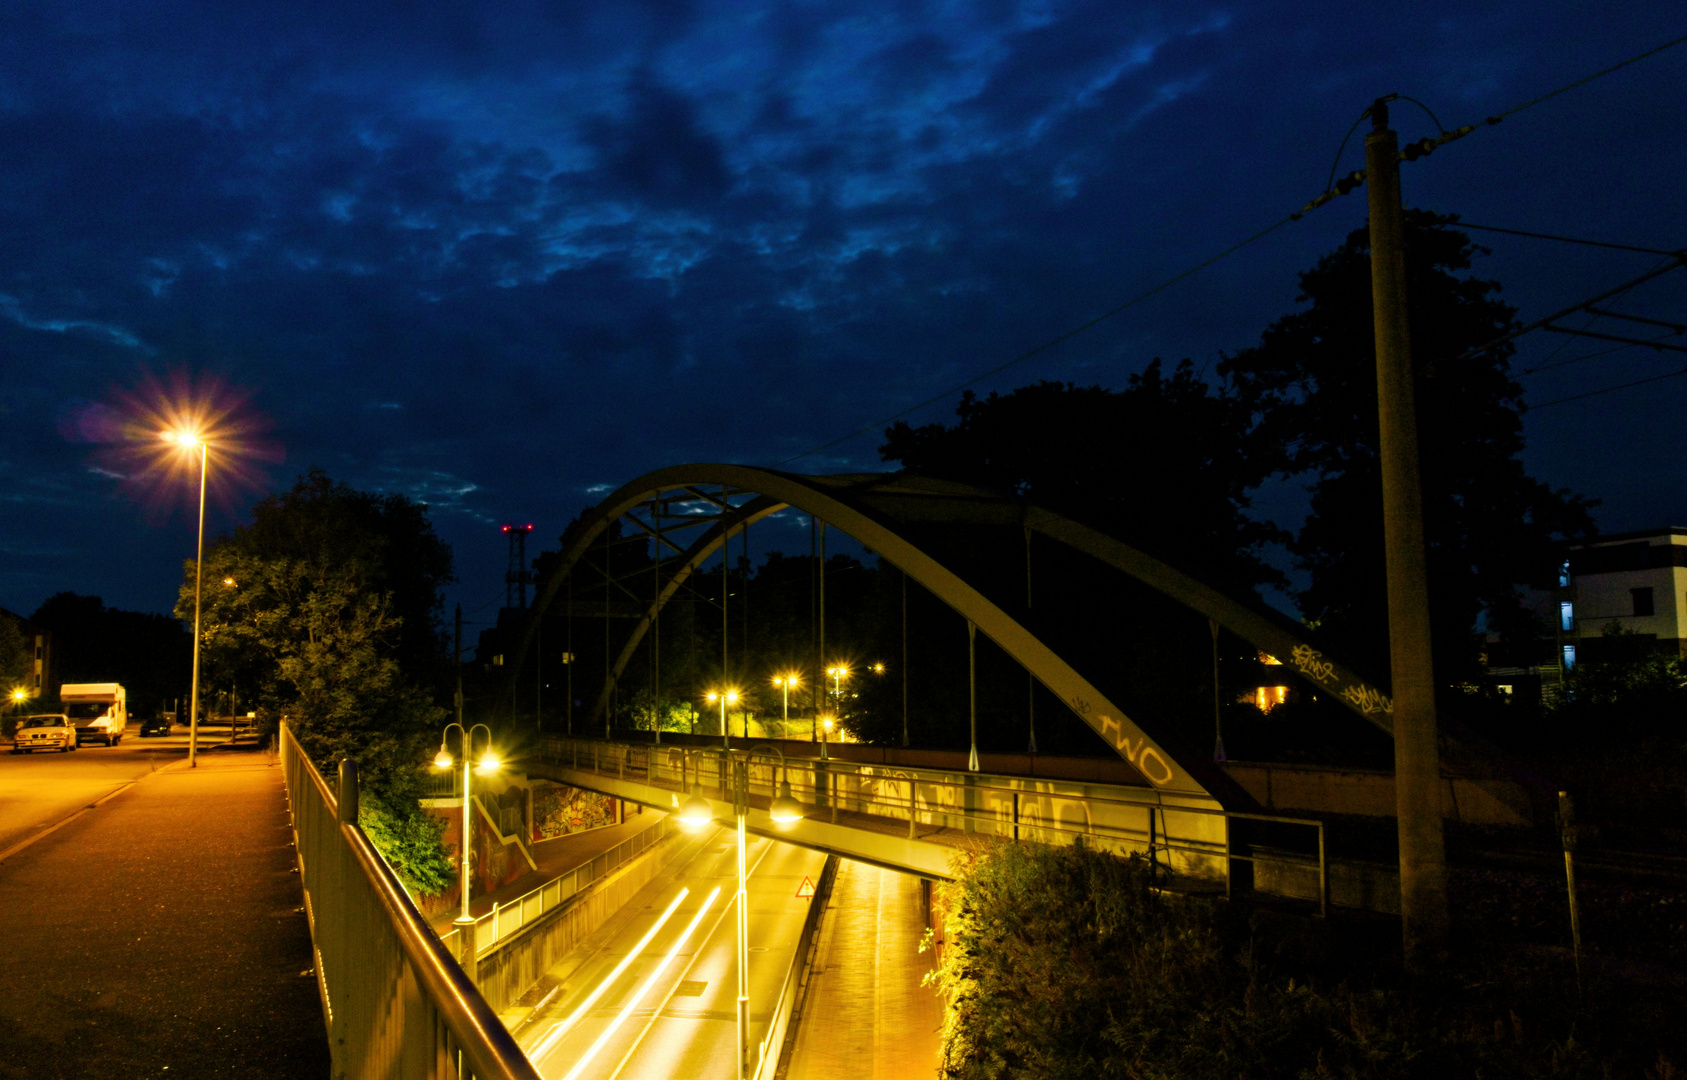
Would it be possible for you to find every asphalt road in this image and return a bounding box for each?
[0,741,329,1079]
[0,729,220,854]
[517,828,826,1080]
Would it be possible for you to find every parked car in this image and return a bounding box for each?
[140,716,172,737]
[12,715,77,753]
[62,683,127,746]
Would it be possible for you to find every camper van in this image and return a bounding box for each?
[61,683,128,746]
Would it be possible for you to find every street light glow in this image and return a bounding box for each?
[769,779,804,824]
[475,749,501,774]
[678,787,714,829]
[166,428,204,448]
[432,747,454,770]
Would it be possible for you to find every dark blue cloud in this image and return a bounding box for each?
[0,0,1683,618]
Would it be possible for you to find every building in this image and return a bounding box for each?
[1486,527,1687,702]
[1560,527,1687,661]
[0,606,52,703]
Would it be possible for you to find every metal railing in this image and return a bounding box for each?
[756,854,838,1080]
[280,724,541,1080]
[438,816,677,959]
[542,735,1331,914]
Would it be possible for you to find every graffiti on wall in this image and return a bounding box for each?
[532,781,618,840]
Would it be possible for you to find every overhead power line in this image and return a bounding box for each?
[1455,222,1681,256]
[773,31,1687,468]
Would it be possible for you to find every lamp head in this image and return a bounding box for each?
[167,429,203,449]
[432,747,454,770]
[725,690,738,705]
[706,691,719,704]
[677,786,713,829]
[475,749,501,774]
[770,779,804,824]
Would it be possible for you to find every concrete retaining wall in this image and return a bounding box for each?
[471,826,689,1014]
[1222,761,1531,827]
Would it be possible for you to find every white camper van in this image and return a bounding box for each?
[61,683,128,746]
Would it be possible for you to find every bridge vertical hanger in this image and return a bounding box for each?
[967,620,979,772]
[901,570,909,748]
[1025,525,1037,754]
[602,527,611,738]
[818,521,826,758]
[652,494,661,745]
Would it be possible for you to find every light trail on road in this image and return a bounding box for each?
[526,887,693,1063]
[561,886,722,1080]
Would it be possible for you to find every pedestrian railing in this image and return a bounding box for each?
[280,724,540,1080]
[438,816,677,960]
[541,734,1332,914]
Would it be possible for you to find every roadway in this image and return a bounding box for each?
[0,725,236,855]
[513,827,826,1080]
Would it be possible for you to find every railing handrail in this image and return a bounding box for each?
[284,724,542,1080]
[439,815,674,955]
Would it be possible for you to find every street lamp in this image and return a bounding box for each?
[771,672,801,736]
[674,744,804,1080]
[167,427,209,768]
[433,722,500,979]
[705,688,739,749]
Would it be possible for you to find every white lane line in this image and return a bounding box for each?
[562,886,723,1080]
[527,888,692,1063]
[601,837,783,1080]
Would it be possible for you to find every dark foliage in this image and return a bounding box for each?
[1220,212,1596,684]
[27,592,191,714]
[881,364,1287,594]
[931,839,1683,1079]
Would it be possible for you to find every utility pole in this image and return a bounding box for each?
[454,602,464,733]
[1367,97,1448,969]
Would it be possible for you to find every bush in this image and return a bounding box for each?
[359,791,455,896]
[927,839,1683,1079]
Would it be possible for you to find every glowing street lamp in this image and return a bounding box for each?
[166,427,210,768]
[705,688,739,749]
[675,744,803,1079]
[771,672,801,733]
[433,722,499,976]
[8,687,30,715]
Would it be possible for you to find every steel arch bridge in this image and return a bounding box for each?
[512,464,1435,810]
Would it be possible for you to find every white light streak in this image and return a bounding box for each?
[526,888,691,1064]
[561,886,722,1080]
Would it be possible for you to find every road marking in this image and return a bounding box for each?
[0,781,136,866]
[564,886,723,1080]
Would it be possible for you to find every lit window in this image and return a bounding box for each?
[1562,644,1576,670]
[1252,685,1289,712]
[1560,601,1574,632]
[1558,560,1571,588]
[1258,652,1282,666]
[1496,684,1513,696]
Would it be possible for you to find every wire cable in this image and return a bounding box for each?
[1529,364,1687,409]
[772,30,1687,469]
[1455,221,1681,256]
[772,211,1300,466]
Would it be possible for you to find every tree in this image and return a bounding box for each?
[26,593,190,714]
[881,364,1287,594]
[175,470,455,890]
[1219,212,1595,683]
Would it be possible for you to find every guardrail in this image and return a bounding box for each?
[756,854,838,1080]
[438,816,677,959]
[542,735,1330,914]
[280,724,541,1080]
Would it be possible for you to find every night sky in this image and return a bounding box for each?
[3,2,1684,626]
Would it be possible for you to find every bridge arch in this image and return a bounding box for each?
[518,465,1403,806]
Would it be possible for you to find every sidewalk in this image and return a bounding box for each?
[0,745,328,1080]
[784,860,943,1080]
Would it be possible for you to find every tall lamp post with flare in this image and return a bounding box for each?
[678,744,804,1080]
[166,429,209,768]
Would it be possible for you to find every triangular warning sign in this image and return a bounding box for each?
[796,876,815,898]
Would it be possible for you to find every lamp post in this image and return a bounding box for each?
[771,673,800,737]
[167,429,209,769]
[706,688,739,749]
[677,744,803,1080]
[433,722,499,980]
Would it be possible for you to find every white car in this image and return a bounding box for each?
[12,715,77,753]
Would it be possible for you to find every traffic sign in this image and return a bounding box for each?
[796,876,815,898]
